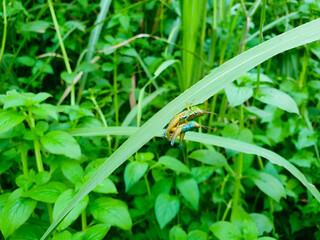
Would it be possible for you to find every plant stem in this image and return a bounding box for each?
[90,95,112,156]
[47,0,74,105]
[20,142,28,176]
[0,0,7,63]
[81,209,87,231]
[144,175,152,199]
[113,53,119,126]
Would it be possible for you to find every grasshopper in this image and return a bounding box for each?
[168,121,201,147]
[162,103,214,139]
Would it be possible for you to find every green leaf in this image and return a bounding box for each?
[154,59,178,77]
[177,177,199,210]
[0,111,25,134]
[61,160,84,185]
[155,193,180,229]
[169,226,187,240]
[188,230,208,240]
[8,223,46,240]
[255,87,299,115]
[93,178,117,194]
[82,224,110,240]
[124,161,148,192]
[21,20,51,32]
[157,156,191,174]
[51,231,72,240]
[191,166,215,183]
[0,189,37,238]
[250,213,273,236]
[41,131,81,159]
[189,149,227,167]
[250,171,286,202]
[210,221,241,240]
[24,182,68,203]
[77,62,99,73]
[53,189,89,231]
[225,83,253,107]
[231,208,258,240]
[151,178,173,198]
[90,197,132,230]
[41,19,320,239]
[17,56,35,67]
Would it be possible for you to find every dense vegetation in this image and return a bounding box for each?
[0,0,320,239]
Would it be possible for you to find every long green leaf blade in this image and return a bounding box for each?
[41,18,320,239]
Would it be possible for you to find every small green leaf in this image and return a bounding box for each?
[251,171,286,202]
[210,221,241,240]
[93,178,117,194]
[90,197,132,230]
[32,92,51,103]
[255,87,299,115]
[41,130,81,159]
[21,20,51,32]
[24,182,68,203]
[124,161,148,192]
[250,213,273,236]
[225,83,253,107]
[191,166,215,183]
[78,62,99,72]
[53,189,89,231]
[231,208,258,240]
[155,193,180,229]
[0,189,37,238]
[169,226,187,240]
[0,111,25,134]
[52,231,72,240]
[7,223,46,240]
[177,177,199,210]
[17,56,35,67]
[188,230,208,240]
[157,156,191,174]
[61,160,84,185]
[154,59,178,77]
[189,149,227,167]
[82,224,110,240]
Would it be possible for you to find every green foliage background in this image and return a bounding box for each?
[0,0,320,240]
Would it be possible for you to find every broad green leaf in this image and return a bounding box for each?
[225,83,253,107]
[210,221,241,240]
[157,156,191,174]
[90,197,132,230]
[191,166,215,183]
[0,189,37,238]
[251,171,286,202]
[177,177,199,210]
[52,231,72,240]
[21,20,51,32]
[82,224,110,240]
[61,160,84,185]
[8,223,46,240]
[24,182,68,203]
[124,161,148,192]
[188,230,208,240]
[41,130,81,159]
[93,178,117,194]
[189,149,227,167]
[41,19,320,239]
[53,189,89,231]
[17,56,35,67]
[231,208,258,240]
[169,226,187,240]
[77,62,99,73]
[151,178,173,198]
[250,213,273,236]
[0,111,25,134]
[255,87,299,115]
[155,193,180,229]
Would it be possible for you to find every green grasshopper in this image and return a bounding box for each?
[162,103,214,139]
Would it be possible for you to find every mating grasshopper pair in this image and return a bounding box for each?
[162,104,213,147]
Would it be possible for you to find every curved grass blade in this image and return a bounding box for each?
[41,18,320,239]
